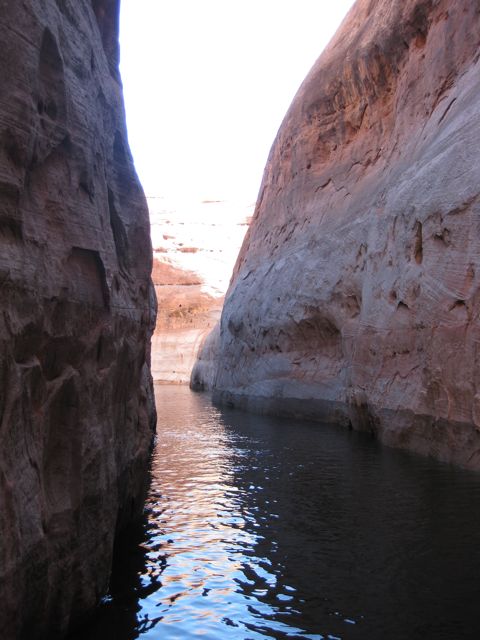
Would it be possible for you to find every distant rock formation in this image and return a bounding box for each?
[0,1,156,637]
[197,0,480,468]
[149,198,250,383]
[151,258,222,383]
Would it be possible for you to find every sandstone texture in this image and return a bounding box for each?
[149,197,250,383]
[0,1,156,637]
[198,0,480,468]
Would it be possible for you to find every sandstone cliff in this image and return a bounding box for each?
[198,0,480,468]
[0,1,156,637]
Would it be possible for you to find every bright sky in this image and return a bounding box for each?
[119,0,355,204]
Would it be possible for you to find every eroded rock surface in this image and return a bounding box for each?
[0,1,156,637]
[200,0,480,468]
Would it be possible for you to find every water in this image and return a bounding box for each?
[73,385,480,639]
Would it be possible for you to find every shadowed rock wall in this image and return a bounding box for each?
[0,1,156,637]
[199,0,480,468]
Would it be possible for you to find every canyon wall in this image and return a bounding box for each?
[199,0,480,468]
[0,1,156,637]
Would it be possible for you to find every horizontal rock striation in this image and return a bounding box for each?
[0,1,156,638]
[200,0,480,468]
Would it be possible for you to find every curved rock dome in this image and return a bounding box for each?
[195,0,480,469]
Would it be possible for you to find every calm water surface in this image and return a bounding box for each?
[74,385,480,639]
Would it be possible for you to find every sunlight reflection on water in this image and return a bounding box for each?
[72,385,480,640]
[140,392,312,639]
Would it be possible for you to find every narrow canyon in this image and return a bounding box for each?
[2,0,480,638]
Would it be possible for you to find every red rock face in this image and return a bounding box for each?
[0,2,156,637]
[203,0,480,468]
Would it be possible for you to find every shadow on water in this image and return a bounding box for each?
[68,507,151,639]
[70,386,480,639]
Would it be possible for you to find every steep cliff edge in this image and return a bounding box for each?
[202,0,480,468]
[0,1,156,637]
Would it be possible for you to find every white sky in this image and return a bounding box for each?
[119,0,355,204]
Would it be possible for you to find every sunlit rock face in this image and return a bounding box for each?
[150,198,250,383]
[0,1,156,637]
[200,0,480,468]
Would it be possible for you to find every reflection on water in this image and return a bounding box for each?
[72,385,480,639]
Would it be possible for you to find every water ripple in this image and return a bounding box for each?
[71,386,480,640]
